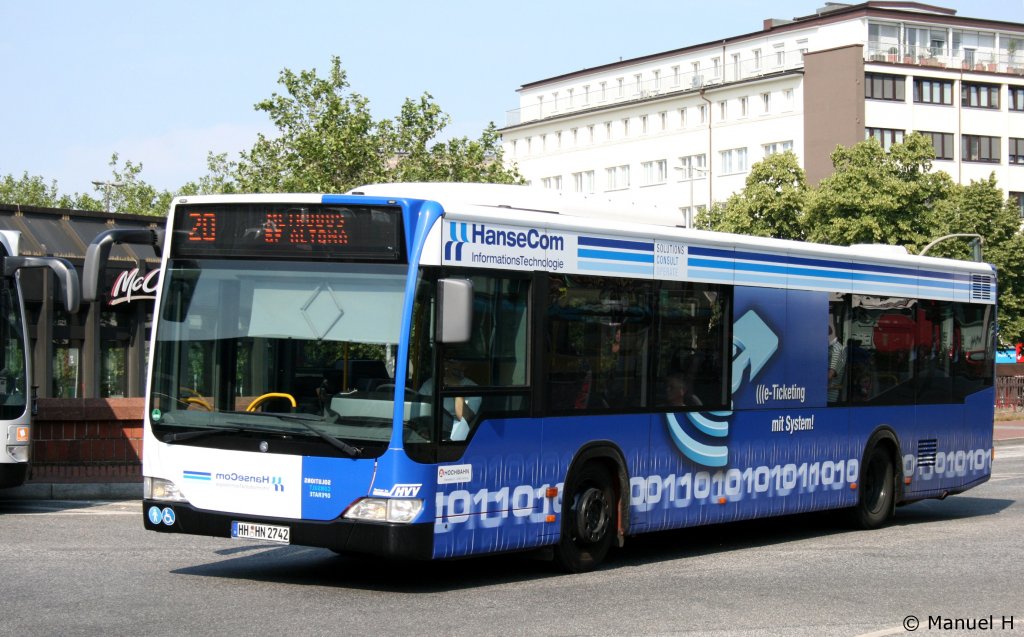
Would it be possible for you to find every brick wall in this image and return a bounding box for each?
[28,398,144,483]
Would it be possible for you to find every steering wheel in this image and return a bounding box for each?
[180,387,212,411]
[246,392,297,412]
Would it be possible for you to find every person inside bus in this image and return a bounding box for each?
[419,354,481,441]
[664,372,703,408]
[827,322,847,403]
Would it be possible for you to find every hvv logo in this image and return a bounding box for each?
[665,310,779,467]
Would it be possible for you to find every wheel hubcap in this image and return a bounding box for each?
[575,486,611,543]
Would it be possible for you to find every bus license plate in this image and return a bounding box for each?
[231,521,291,544]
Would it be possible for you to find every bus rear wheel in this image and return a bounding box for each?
[852,445,895,529]
[554,464,615,573]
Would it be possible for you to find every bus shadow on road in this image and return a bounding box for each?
[169,495,1014,591]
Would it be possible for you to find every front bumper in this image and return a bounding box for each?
[143,499,434,559]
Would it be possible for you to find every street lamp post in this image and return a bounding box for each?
[919,233,984,261]
[91,180,125,213]
[674,164,708,227]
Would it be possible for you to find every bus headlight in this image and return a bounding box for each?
[343,498,423,524]
[6,445,29,463]
[144,477,188,502]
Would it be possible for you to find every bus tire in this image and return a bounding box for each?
[553,463,615,573]
[852,444,895,529]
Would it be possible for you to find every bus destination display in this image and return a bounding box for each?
[173,204,403,260]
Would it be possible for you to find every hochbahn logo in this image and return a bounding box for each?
[444,222,565,261]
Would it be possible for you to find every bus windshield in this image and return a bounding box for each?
[149,259,413,456]
[0,277,27,420]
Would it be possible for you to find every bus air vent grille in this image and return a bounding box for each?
[970,275,993,302]
[917,439,938,467]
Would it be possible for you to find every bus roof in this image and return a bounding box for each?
[347,182,995,277]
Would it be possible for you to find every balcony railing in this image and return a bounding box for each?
[506,48,807,127]
[506,41,1024,128]
[864,43,1024,76]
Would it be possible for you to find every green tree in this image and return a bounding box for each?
[804,133,953,251]
[176,152,239,196]
[695,151,807,240]
[0,172,101,210]
[98,153,173,216]
[196,56,520,194]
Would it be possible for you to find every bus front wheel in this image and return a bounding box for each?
[852,445,895,529]
[554,464,615,573]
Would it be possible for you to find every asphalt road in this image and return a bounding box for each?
[1,444,1023,637]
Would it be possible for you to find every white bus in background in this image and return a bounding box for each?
[0,230,79,488]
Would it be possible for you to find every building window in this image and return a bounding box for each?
[763,140,794,156]
[617,77,625,98]
[605,165,630,190]
[573,170,595,194]
[712,57,721,78]
[740,96,749,117]
[653,70,661,91]
[678,154,707,179]
[641,115,649,135]
[914,78,953,105]
[659,111,668,130]
[567,88,574,108]
[622,118,630,137]
[865,73,906,101]
[866,127,905,150]
[718,100,728,121]
[541,176,562,190]
[760,92,771,113]
[679,207,693,228]
[634,73,642,95]
[775,44,785,67]
[571,128,578,145]
[672,65,680,87]
[600,81,607,101]
[604,121,612,140]
[679,107,687,128]
[753,49,762,70]
[1010,86,1024,111]
[783,88,795,111]
[962,134,1001,163]
[583,85,590,105]
[962,82,1000,109]
[920,131,954,160]
[720,147,748,174]
[1010,138,1024,165]
[587,125,595,144]
[1010,192,1024,222]
[698,104,708,124]
[551,91,559,112]
[641,160,668,186]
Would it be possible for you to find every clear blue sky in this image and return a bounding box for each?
[1,0,1021,196]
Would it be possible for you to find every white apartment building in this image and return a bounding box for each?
[500,1,1024,227]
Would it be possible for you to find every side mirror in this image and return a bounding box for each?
[3,256,80,313]
[437,278,473,343]
[83,228,162,303]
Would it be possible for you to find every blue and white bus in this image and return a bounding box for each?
[0,230,79,488]
[86,184,995,571]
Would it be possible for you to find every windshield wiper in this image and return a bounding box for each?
[163,425,244,443]
[274,413,363,458]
